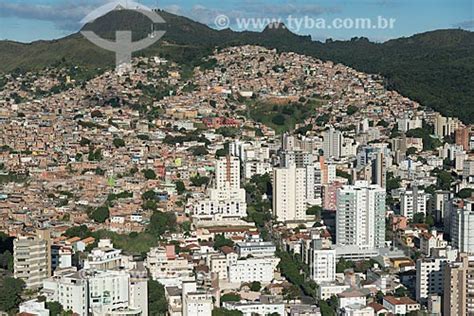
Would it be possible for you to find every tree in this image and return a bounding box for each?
[46,301,64,316]
[221,293,241,302]
[0,250,13,271]
[213,234,234,249]
[306,205,322,220]
[406,147,418,156]
[90,206,110,223]
[143,169,157,180]
[458,188,474,199]
[189,146,209,156]
[271,114,286,126]
[0,277,25,312]
[64,225,92,239]
[175,181,186,195]
[425,214,435,227]
[346,105,359,115]
[283,284,300,302]
[113,138,126,148]
[148,280,168,315]
[395,286,409,297]
[319,300,335,316]
[413,212,425,224]
[148,211,176,237]
[212,308,243,316]
[336,258,355,273]
[190,175,210,187]
[249,281,261,292]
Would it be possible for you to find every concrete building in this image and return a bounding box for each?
[415,257,449,302]
[309,239,336,283]
[182,281,213,316]
[336,181,386,249]
[382,296,420,315]
[323,127,343,159]
[273,165,308,222]
[14,230,51,289]
[443,253,474,316]
[42,269,147,316]
[83,239,122,270]
[400,187,427,220]
[228,257,280,283]
[451,209,474,254]
[195,156,247,221]
[434,114,460,138]
[223,301,285,316]
[145,245,194,287]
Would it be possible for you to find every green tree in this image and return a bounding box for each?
[189,146,209,156]
[213,234,234,249]
[0,277,25,312]
[283,284,300,302]
[64,225,92,239]
[306,205,322,220]
[271,114,286,126]
[212,308,243,316]
[249,281,262,292]
[406,147,418,156]
[90,206,110,223]
[143,169,157,180]
[175,181,186,195]
[46,301,64,316]
[148,280,168,315]
[458,188,474,199]
[113,138,126,148]
[0,250,13,271]
[148,211,176,237]
[221,293,241,302]
[190,175,210,187]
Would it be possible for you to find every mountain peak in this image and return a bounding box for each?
[263,22,290,33]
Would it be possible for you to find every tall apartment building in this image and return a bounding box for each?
[416,258,449,302]
[451,209,474,254]
[323,127,343,159]
[443,254,474,316]
[308,239,336,283]
[400,187,427,220]
[14,230,51,289]
[336,181,386,249]
[434,113,461,138]
[273,165,308,222]
[195,156,247,221]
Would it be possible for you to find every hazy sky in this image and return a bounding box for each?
[0,0,472,43]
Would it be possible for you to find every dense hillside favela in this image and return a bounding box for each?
[1,43,474,316]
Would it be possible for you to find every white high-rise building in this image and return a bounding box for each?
[309,239,336,283]
[416,258,450,302]
[195,156,247,221]
[400,187,427,220]
[336,181,386,249]
[451,209,474,254]
[273,165,308,222]
[323,127,343,159]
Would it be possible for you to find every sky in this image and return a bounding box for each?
[0,0,472,43]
